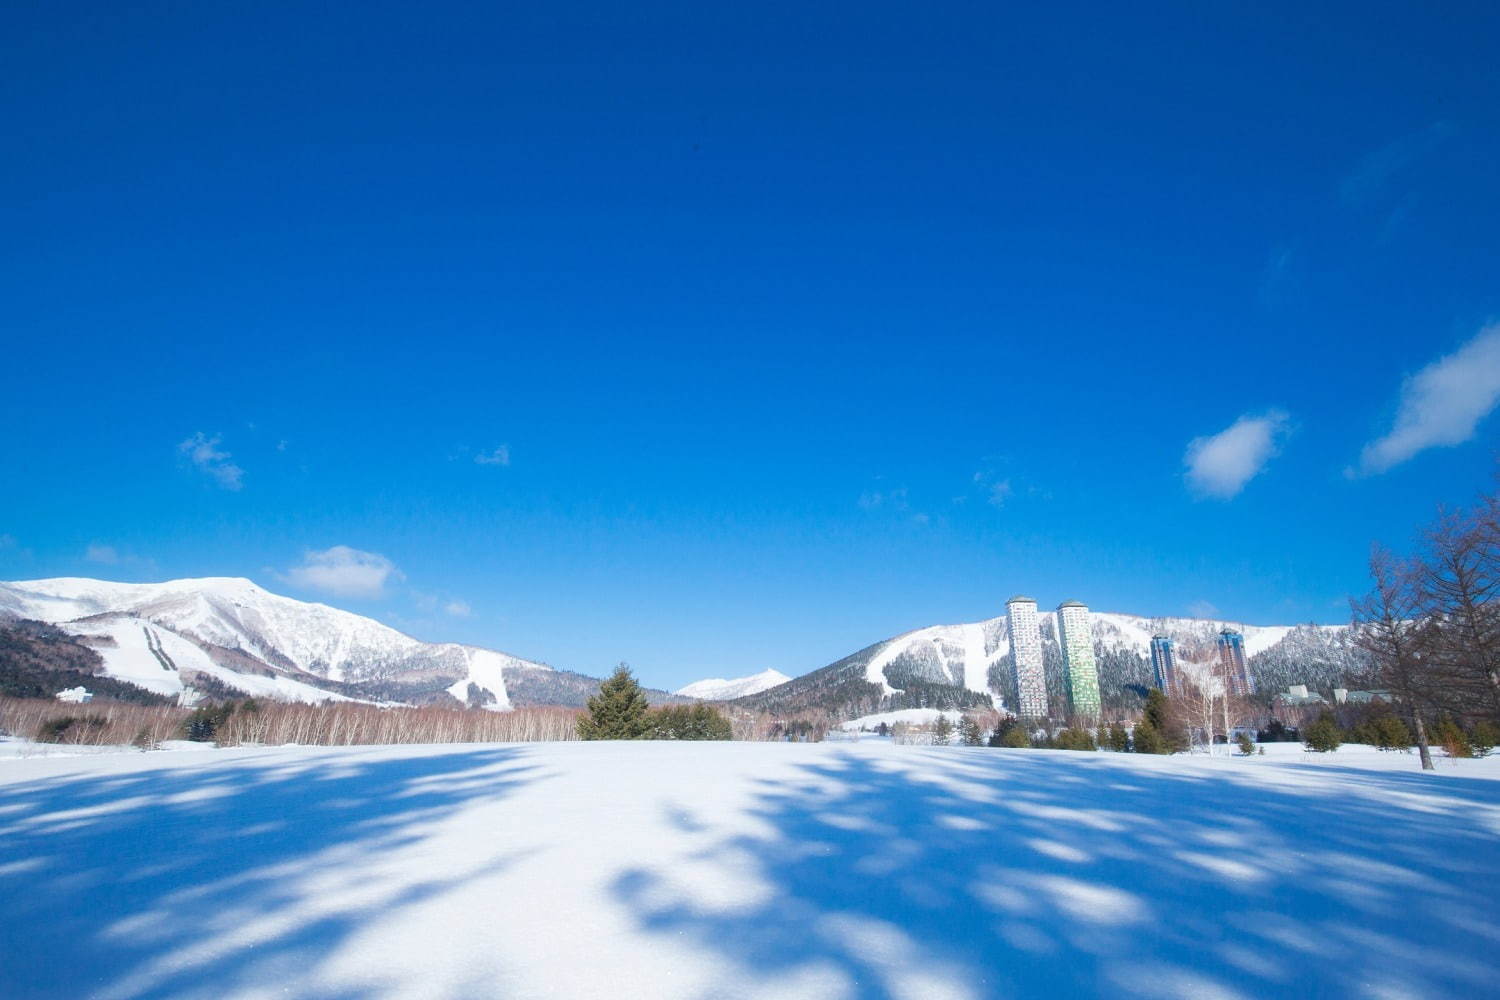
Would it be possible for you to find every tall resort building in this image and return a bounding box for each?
[1216,629,1253,696]
[1056,601,1103,719]
[1006,596,1048,718]
[1149,635,1178,693]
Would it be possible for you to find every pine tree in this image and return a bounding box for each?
[958,716,982,746]
[1001,724,1031,748]
[1371,714,1412,751]
[1235,731,1255,756]
[1107,722,1130,752]
[932,713,954,746]
[577,663,652,740]
[1141,688,1186,752]
[1132,716,1164,754]
[1302,711,1343,753]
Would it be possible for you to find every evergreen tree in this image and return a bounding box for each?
[1001,724,1031,748]
[577,663,652,740]
[1107,722,1130,752]
[1142,688,1186,752]
[1132,717,1164,754]
[1371,714,1412,751]
[932,713,954,746]
[1054,727,1096,751]
[1235,731,1255,756]
[647,703,732,740]
[1471,720,1500,757]
[1302,711,1343,753]
[958,716,982,746]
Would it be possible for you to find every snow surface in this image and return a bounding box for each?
[676,668,791,700]
[2,740,1497,1000]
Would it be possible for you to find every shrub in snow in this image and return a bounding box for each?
[647,703,731,740]
[1001,725,1031,748]
[1471,721,1499,757]
[1435,718,1471,758]
[1236,732,1256,756]
[1302,712,1342,753]
[1053,728,1097,752]
[1131,717,1165,754]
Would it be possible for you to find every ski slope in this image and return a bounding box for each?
[2,741,1497,999]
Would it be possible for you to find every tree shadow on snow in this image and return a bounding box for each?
[0,745,540,1000]
[612,749,1500,1000]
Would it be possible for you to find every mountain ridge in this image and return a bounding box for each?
[0,576,690,710]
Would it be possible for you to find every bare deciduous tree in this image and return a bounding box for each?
[1351,545,1435,770]
[1419,508,1500,719]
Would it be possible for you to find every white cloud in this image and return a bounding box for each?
[444,600,472,617]
[85,544,119,565]
[179,432,244,490]
[284,546,403,599]
[1356,323,1500,476]
[1184,410,1291,499]
[475,445,511,467]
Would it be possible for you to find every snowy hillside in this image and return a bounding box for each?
[0,576,550,708]
[2,741,1495,1000]
[676,669,791,700]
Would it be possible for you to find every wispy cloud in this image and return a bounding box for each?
[1340,121,1454,205]
[283,546,403,599]
[973,473,1013,508]
[1355,322,1500,476]
[178,432,244,491]
[84,544,119,565]
[1258,246,1300,308]
[444,600,472,617]
[1184,411,1291,499]
[859,485,908,512]
[474,445,511,467]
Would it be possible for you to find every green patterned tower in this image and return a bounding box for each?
[1055,600,1102,720]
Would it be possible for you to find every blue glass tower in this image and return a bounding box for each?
[1149,635,1177,693]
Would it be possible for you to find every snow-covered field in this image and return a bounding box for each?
[2,742,1498,1000]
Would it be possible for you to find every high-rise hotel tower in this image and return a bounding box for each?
[1149,635,1178,694]
[1006,596,1048,718]
[1216,629,1253,696]
[1056,601,1103,719]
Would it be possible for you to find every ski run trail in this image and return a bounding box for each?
[2,740,1498,1000]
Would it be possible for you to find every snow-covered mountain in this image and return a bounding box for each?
[731,609,1365,721]
[0,576,553,709]
[676,669,791,701]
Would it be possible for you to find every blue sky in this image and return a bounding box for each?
[3,2,1498,690]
